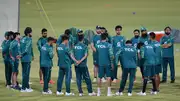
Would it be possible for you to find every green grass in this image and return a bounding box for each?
[1,0,180,101]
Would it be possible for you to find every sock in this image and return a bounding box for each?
[152,78,157,92]
[97,87,101,94]
[108,87,111,94]
[142,79,148,93]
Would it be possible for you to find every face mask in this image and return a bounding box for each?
[165,32,170,35]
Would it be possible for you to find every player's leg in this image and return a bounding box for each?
[150,65,157,94]
[116,68,128,96]
[93,55,98,82]
[155,64,161,91]
[112,60,118,83]
[41,67,51,94]
[21,62,28,91]
[169,57,175,83]
[57,67,65,95]
[12,61,20,90]
[162,58,168,83]
[26,62,32,90]
[48,67,55,84]
[4,61,11,87]
[97,66,104,96]
[65,67,74,95]
[106,66,113,96]
[128,68,136,96]
[75,66,83,95]
[39,68,43,84]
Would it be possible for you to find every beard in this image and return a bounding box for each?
[43,36,47,38]
[141,34,147,38]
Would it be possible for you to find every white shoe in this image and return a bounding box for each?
[56,91,64,96]
[26,88,33,92]
[71,79,75,83]
[115,92,123,96]
[150,91,157,95]
[97,93,101,96]
[107,93,114,96]
[128,93,132,96]
[89,92,96,96]
[20,89,27,92]
[42,90,52,95]
[6,85,11,89]
[18,84,22,88]
[137,91,146,96]
[112,79,117,83]
[93,78,97,82]
[102,78,106,83]
[79,93,83,96]
[65,92,75,96]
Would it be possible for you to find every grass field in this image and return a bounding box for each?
[0,0,180,101]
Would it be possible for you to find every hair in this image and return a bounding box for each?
[137,42,144,49]
[164,26,171,31]
[115,25,122,30]
[149,32,156,39]
[64,29,71,36]
[24,27,32,35]
[78,34,84,42]
[126,40,132,44]
[61,34,69,42]
[133,29,140,33]
[47,37,55,42]
[101,33,107,40]
[41,28,47,34]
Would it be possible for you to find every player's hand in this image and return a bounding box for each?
[76,61,80,65]
[16,55,21,59]
[11,56,15,61]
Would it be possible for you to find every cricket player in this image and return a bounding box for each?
[20,27,34,92]
[138,27,149,79]
[9,32,21,90]
[37,28,55,84]
[56,29,75,83]
[111,25,126,83]
[137,42,157,96]
[71,34,96,96]
[149,32,162,91]
[40,37,55,94]
[56,35,74,96]
[115,40,137,96]
[131,29,140,48]
[95,33,114,96]
[1,31,13,88]
[100,27,112,43]
[74,29,89,46]
[160,26,175,83]
[91,26,102,82]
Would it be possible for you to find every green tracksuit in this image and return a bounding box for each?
[57,43,71,93]
[20,36,34,90]
[95,41,114,78]
[1,40,12,85]
[150,40,162,75]
[74,35,89,46]
[141,44,156,77]
[9,40,21,73]
[56,34,74,49]
[160,35,175,81]
[116,45,137,93]
[72,42,93,93]
[138,36,149,77]
[92,34,101,65]
[112,35,126,79]
[40,43,54,92]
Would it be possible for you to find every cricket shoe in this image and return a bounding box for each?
[97,93,101,96]
[6,85,11,89]
[102,78,106,83]
[42,90,52,95]
[65,92,75,96]
[20,89,27,92]
[79,93,83,96]
[12,85,21,91]
[93,78,97,83]
[112,79,117,83]
[89,92,96,96]
[128,93,132,96]
[137,91,146,96]
[56,91,64,96]
[150,91,157,95]
[107,93,114,97]
[115,92,123,96]
[26,88,33,92]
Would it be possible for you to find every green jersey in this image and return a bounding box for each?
[37,37,47,52]
[116,45,137,68]
[139,36,149,45]
[160,35,174,57]
[57,43,71,68]
[40,43,54,67]
[95,41,114,66]
[141,44,156,65]
[1,40,12,61]
[74,35,89,46]
[72,42,88,67]
[112,35,126,53]
[150,40,162,65]
[9,40,21,61]
[57,34,74,49]
[20,36,34,62]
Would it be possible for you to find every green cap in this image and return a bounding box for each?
[140,27,147,31]
[4,31,9,37]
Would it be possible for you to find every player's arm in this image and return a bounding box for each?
[21,39,31,56]
[69,48,78,64]
[79,47,88,63]
[91,43,96,52]
[115,49,122,65]
[37,39,42,52]
[9,42,15,61]
[108,44,114,69]
[48,46,54,59]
